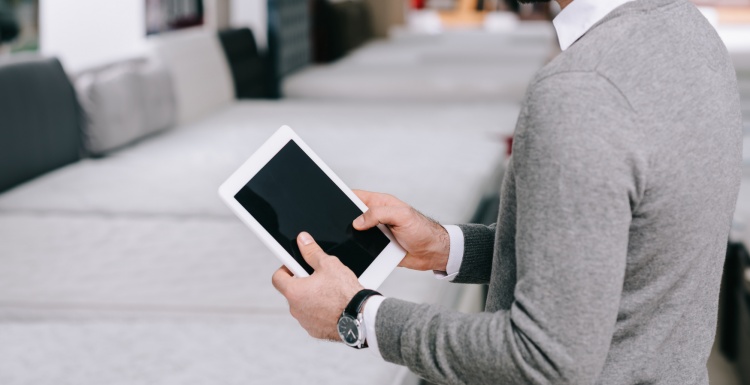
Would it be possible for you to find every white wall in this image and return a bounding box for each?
[40,0,148,73]
[230,0,266,49]
[39,0,270,72]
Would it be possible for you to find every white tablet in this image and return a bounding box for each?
[218,126,406,289]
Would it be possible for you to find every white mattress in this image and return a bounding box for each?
[0,99,514,384]
[0,100,518,224]
[0,214,450,311]
[283,28,555,102]
[0,317,406,385]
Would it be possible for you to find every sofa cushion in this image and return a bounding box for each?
[76,60,176,156]
[312,0,372,63]
[218,28,268,99]
[267,0,312,97]
[149,29,234,124]
[78,66,144,155]
[138,61,177,135]
[0,55,83,193]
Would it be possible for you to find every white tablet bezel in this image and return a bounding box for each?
[218,125,405,289]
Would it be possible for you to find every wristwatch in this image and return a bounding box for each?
[337,289,381,349]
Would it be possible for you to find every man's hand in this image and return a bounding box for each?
[353,190,450,272]
[271,232,364,341]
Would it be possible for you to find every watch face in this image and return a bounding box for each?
[337,315,360,346]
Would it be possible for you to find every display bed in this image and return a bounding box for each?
[0,100,518,385]
[283,25,556,102]
[0,101,517,218]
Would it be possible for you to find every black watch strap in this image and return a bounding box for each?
[344,289,381,318]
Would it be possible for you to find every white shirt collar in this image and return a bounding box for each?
[552,0,634,51]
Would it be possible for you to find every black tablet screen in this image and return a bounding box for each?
[234,140,390,276]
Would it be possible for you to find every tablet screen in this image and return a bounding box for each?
[234,140,390,276]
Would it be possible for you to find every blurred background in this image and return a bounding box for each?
[0,0,748,384]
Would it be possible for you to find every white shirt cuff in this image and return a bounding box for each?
[365,226,464,357]
[432,225,465,282]
[363,295,386,357]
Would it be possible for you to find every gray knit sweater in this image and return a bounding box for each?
[374,0,743,383]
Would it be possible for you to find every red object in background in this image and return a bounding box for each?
[412,0,426,9]
[491,133,514,157]
[505,136,513,157]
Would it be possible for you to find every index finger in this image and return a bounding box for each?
[352,190,408,208]
[271,266,294,295]
[352,189,377,206]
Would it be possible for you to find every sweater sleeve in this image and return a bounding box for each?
[451,223,497,284]
[374,72,639,385]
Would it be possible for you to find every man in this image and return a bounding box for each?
[272,0,743,383]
